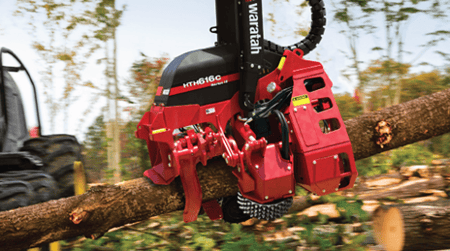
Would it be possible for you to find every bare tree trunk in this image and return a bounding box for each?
[2,88,450,250]
[112,2,121,184]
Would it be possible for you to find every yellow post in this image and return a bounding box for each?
[49,242,61,251]
[73,161,87,195]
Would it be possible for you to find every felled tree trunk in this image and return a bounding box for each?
[2,89,450,250]
[372,200,450,251]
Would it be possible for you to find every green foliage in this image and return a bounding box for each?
[355,153,392,177]
[391,143,433,167]
[333,93,363,120]
[335,199,368,223]
[428,133,450,158]
[83,115,108,183]
[221,233,275,251]
[356,142,434,177]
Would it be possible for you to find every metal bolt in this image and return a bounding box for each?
[287,166,291,170]
[258,65,261,69]
[249,135,256,141]
[245,144,249,151]
[174,142,178,147]
[222,153,226,159]
[294,108,298,112]
[303,106,307,110]
[251,63,254,68]
[225,157,229,164]
[168,163,171,167]
[313,160,317,165]
[238,1,241,4]
[334,155,338,159]
[168,155,171,161]
[287,120,290,124]
[267,82,276,93]
[255,165,259,169]
[238,166,241,172]
[322,189,326,193]
[241,66,244,70]
[290,130,293,133]
[265,196,269,200]
[335,188,339,191]
[289,190,293,194]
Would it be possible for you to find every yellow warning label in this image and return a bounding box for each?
[292,94,310,106]
[152,128,167,134]
[277,56,286,70]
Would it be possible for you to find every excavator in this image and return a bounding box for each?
[136,0,358,223]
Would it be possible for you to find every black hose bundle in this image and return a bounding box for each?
[247,86,293,160]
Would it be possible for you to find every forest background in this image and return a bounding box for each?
[1,0,450,250]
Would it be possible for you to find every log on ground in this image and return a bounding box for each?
[356,175,448,200]
[372,200,450,251]
[2,88,450,250]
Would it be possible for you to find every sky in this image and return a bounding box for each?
[0,0,449,140]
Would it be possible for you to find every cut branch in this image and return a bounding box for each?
[2,88,450,250]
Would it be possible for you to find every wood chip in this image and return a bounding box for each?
[297,204,340,219]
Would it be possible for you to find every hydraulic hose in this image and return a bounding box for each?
[264,0,326,56]
[273,109,290,160]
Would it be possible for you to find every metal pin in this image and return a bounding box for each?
[322,189,326,193]
[222,153,226,158]
[267,82,276,93]
[289,190,292,194]
[168,163,171,167]
[255,165,259,169]
[287,166,291,170]
[334,155,338,159]
[225,158,229,164]
[313,160,317,165]
[251,63,254,68]
[168,155,171,161]
[245,144,249,151]
[265,196,269,200]
[294,108,298,112]
[303,106,307,110]
[290,130,293,133]
[335,188,339,191]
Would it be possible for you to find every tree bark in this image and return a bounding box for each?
[372,200,450,251]
[2,89,450,250]
[346,88,450,160]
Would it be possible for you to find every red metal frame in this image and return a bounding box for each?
[136,49,358,223]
